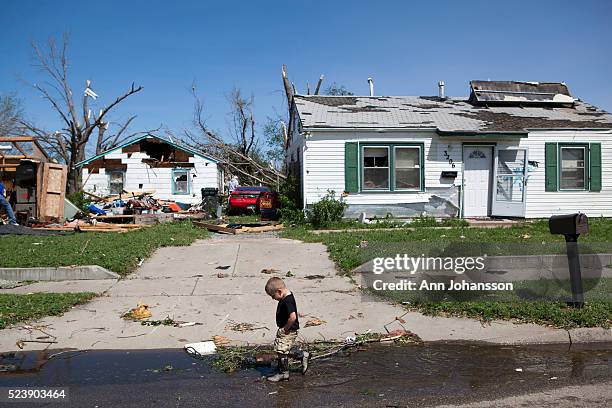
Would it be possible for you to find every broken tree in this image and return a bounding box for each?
[21,34,151,193]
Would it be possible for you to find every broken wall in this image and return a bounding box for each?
[82,139,219,203]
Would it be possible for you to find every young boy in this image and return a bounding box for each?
[265,277,310,382]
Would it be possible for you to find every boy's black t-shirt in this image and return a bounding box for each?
[276,293,300,331]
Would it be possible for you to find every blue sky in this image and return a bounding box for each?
[1,0,611,147]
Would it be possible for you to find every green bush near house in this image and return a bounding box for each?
[0,292,96,329]
[308,190,348,228]
[278,176,306,225]
[0,220,209,276]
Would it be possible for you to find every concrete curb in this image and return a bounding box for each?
[0,265,119,281]
[567,327,612,344]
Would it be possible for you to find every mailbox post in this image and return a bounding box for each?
[548,213,588,308]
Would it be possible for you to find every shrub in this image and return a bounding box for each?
[308,190,347,228]
[278,176,306,225]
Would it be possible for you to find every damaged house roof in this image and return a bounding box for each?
[293,81,612,135]
[75,134,218,168]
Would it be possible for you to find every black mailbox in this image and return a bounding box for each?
[549,213,588,236]
[548,213,588,308]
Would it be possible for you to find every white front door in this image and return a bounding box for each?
[463,146,493,217]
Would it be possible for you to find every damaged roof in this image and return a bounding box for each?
[75,134,218,167]
[294,91,612,134]
[469,81,575,105]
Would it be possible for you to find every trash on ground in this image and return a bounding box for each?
[212,335,231,346]
[208,330,422,373]
[216,265,231,270]
[184,341,217,357]
[305,318,326,327]
[193,221,283,235]
[260,268,279,274]
[140,317,202,327]
[515,368,523,372]
[304,274,326,280]
[217,273,229,278]
[285,271,294,277]
[121,303,153,320]
[226,322,269,332]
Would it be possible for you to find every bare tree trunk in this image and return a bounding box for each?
[25,35,144,194]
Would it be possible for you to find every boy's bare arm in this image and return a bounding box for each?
[283,312,297,334]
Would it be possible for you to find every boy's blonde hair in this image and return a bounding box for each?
[265,277,285,295]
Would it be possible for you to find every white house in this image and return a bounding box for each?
[286,81,612,219]
[76,134,223,204]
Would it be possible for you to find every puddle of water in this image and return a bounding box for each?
[0,343,610,407]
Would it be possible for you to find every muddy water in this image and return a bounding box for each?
[0,343,610,407]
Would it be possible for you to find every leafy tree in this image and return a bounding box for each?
[324,83,354,96]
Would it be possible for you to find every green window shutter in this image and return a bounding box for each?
[589,143,602,192]
[345,142,359,193]
[545,142,558,192]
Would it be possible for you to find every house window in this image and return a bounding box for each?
[108,171,124,195]
[172,169,190,195]
[359,144,424,192]
[560,146,586,190]
[394,147,421,190]
[362,147,389,190]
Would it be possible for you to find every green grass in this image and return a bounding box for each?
[0,292,96,329]
[376,278,612,328]
[225,214,261,224]
[283,218,612,272]
[283,218,612,328]
[299,216,469,230]
[0,221,209,276]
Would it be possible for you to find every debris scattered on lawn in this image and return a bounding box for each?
[193,221,284,235]
[225,322,269,332]
[216,265,231,270]
[359,240,369,248]
[305,318,326,327]
[260,268,279,274]
[121,303,152,320]
[304,275,326,280]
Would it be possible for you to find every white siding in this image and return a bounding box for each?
[82,147,219,204]
[519,130,612,218]
[303,130,462,206]
[302,128,612,218]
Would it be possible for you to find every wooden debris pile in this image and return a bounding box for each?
[193,221,283,235]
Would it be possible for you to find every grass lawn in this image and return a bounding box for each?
[0,292,96,329]
[0,220,209,276]
[225,214,261,224]
[283,218,612,328]
[376,278,612,329]
[283,218,612,272]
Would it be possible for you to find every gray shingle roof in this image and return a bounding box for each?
[294,95,612,133]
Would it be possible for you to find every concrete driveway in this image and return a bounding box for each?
[1,234,603,352]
